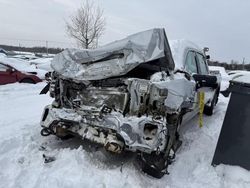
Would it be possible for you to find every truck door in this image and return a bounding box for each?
[182,50,200,123]
[195,53,215,103]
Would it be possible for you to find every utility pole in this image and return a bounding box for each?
[242,57,245,70]
[46,40,48,56]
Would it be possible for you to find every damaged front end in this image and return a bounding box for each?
[41,73,174,154]
[40,28,196,178]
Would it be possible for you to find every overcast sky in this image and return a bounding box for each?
[0,0,250,63]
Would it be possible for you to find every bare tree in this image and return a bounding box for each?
[66,0,106,49]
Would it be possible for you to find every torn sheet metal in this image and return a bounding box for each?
[51,28,174,81]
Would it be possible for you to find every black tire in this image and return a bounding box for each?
[137,116,183,178]
[55,128,74,140]
[137,152,168,179]
[56,134,74,140]
[20,78,35,84]
[204,87,220,116]
[203,102,214,116]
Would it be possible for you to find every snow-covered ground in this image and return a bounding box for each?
[1,83,250,188]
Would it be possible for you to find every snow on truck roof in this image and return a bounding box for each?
[169,39,203,70]
[52,28,203,80]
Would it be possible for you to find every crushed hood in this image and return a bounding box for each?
[51,28,175,81]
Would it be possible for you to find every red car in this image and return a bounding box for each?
[0,62,42,85]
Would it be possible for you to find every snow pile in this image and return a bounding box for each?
[29,58,53,72]
[1,84,250,187]
[0,56,30,69]
[0,53,6,58]
[233,73,250,84]
[229,70,250,82]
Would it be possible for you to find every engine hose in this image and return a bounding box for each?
[41,127,54,136]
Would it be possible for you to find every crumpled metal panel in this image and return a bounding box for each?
[51,28,174,81]
[41,105,166,153]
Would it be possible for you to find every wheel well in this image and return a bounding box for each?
[20,78,35,84]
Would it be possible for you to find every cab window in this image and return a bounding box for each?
[185,51,198,74]
[196,53,209,75]
[0,64,8,71]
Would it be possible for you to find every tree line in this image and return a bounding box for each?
[208,60,250,71]
[0,44,63,54]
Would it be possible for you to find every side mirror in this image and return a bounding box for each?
[206,55,210,60]
[193,74,218,89]
[203,47,209,53]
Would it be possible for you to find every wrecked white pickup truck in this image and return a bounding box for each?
[40,28,220,178]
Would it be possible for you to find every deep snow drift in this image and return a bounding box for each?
[1,83,250,188]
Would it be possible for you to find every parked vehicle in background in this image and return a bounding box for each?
[209,66,230,91]
[40,28,220,178]
[0,62,42,85]
[0,55,47,80]
[29,57,53,72]
[0,48,7,56]
[228,70,250,81]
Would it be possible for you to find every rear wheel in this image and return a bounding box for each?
[20,78,35,84]
[137,115,183,178]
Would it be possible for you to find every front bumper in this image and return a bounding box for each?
[40,105,167,153]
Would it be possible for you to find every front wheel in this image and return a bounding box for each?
[137,152,168,179]
[204,87,220,116]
